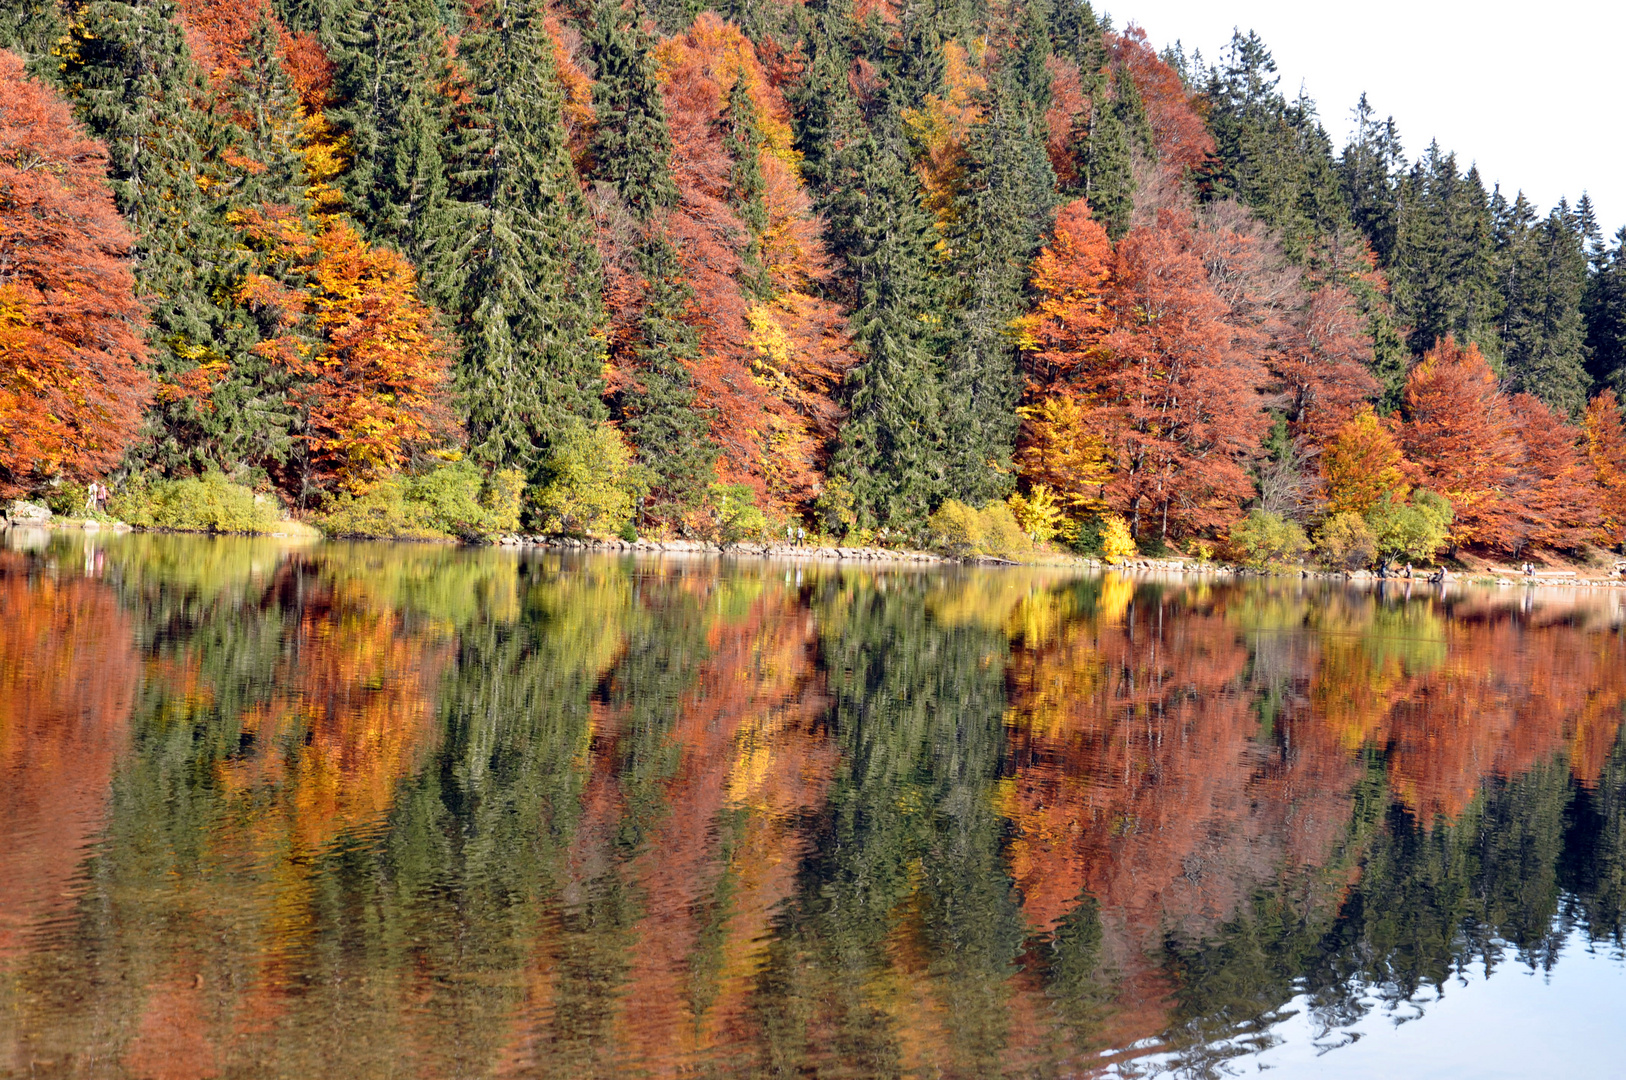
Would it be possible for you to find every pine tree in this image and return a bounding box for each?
[61,0,283,476]
[447,0,607,475]
[1200,31,1351,261]
[939,52,1056,504]
[827,135,949,531]
[1338,94,1406,265]
[720,74,770,299]
[1069,62,1148,240]
[1389,144,1503,360]
[0,0,66,74]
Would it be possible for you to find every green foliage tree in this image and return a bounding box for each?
[1315,511,1377,570]
[1364,489,1453,565]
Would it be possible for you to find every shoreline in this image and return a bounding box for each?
[8,520,1624,589]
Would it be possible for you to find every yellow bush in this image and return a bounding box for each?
[978,501,1032,557]
[1008,484,1064,544]
[1100,513,1136,564]
[928,499,983,556]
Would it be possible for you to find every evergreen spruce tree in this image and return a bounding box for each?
[1200,31,1351,261]
[939,52,1057,504]
[0,0,66,74]
[1389,144,1503,361]
[1069,62,1148,240]
[448,0,608,475]
[325,0,455,287]
[61,0,283,476]
[720,75,771,299]
[827,135,949,531]
[1047,0,1108,75]
[585,0,713,518]
[1584,227,1626,396]
[1498,195,1591,416]
[1338,94,1406,265]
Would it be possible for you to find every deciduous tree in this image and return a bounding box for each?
[0,51,149,496]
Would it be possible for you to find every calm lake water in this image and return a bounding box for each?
[3,531,1625,1079]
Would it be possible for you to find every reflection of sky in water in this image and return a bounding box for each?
[1123,929,1626,1078]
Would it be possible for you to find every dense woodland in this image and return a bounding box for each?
[3,0,1625,555]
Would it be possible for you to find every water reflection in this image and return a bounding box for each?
[1,533,1623,1078]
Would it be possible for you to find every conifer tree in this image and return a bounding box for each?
[1585,227,1626,395]
[827,135,949,530]
[1338,95,1406,264]
[720,74,770,299]
[1498,197,1591,416]
[940,53,1056,504]
[325,0,454,284]
[585,0,713,518]
[447,0,607,475]
[61,0,281,475]
[1389,144,1503,360]
[1200,31,1350,261]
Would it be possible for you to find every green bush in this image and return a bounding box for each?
[1365,489,1453,565]
[1227,509,1310,569]
[43,480,90,517]
[530,420,647,535]
[315,462,522,541]
[712,483,769,543]
[1316,511,1377,570]
[110,474,285,534]
[927,499,1032,558]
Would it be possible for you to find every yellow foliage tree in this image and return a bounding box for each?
[1014,394,1113,517]
[1322,407,1410,516]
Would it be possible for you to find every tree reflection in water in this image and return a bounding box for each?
[1,534,1623,1078]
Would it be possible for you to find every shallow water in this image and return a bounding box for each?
[2,530,1624,1079]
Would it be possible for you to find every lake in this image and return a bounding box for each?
[2,530,1624,1079]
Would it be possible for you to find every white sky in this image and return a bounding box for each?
[1114,1,1626,238]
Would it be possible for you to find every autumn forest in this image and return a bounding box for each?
[3,0,1626,556]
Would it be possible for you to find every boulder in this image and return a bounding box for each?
[5,500,51,526]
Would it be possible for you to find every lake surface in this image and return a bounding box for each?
[3,530,1624,1079]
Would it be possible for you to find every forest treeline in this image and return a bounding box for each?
[3,0,1625,557]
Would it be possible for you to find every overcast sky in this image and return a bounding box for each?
[1116,1,1626,238]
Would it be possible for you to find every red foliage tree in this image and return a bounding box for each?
[1016,198,1114,391]
[1400,337,1520,548]
[0,51,150,497]
[1093,212,1265,539]
[1108,27,1213,176]
[1586,390,1626,548]
[1505,393,1602,553]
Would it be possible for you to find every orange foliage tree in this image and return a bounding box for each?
[1016,198,1114,390]
[237,210,455,496]
[0,51,150,497]
[1322,407,1409,515]
[1401,337,1520,548]
[1586,390,1626,548]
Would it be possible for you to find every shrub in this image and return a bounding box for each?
[1227,509,1310,569]
[43,480,90,517]
[1008,484,1064,544]
[1099,513,1137,564]
[712,482,769,543]
[1316,511,1377,570]
[978,501,1032,557]
[1365,489,1453,565]
[315,462,521,541]
[928,499,984,556]
[530,420,647,535]
[110,474,284,534]
[926,500,1032,557]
